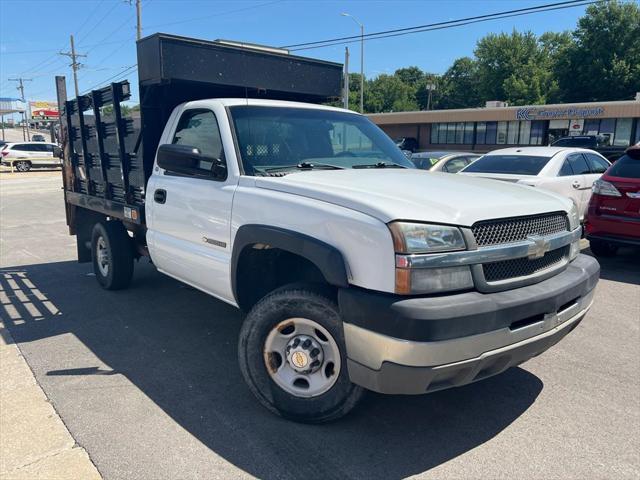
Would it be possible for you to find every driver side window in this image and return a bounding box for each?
[172,109,225,161]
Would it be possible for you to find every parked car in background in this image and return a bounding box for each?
[460,147,610,220]
[585,145,640,257]
[395,136,418,152]
[31,134,46,142]
[0,142,62,172]
[412,151,480,173]
[551,135,626,162]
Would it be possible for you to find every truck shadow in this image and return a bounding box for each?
[582,246,640,285]
[2,260,545,479]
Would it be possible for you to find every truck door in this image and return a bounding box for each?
[146,106,237,304]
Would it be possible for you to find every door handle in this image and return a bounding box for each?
[154,189,167,204]
[571,181,581,189]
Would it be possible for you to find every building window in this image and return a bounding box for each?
[438,123,447,144]
[613,118,633,147]
[496,121,508,144]
[464,123,474,144]
[530,121,545,145]
[455,122,464,144]
[446,123,456,143]
[486,121,497,144]
[430,123,439,144]
[507,121,519,144]
[519,121,531,144]
[635,119,640,144]
[599,118,616,145]
[583,119,600,135]
[476,122,486,144]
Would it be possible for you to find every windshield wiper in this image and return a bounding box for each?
[352,162,406,169]
[262,161,345,173]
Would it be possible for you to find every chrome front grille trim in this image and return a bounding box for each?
[396,228,581,269]
[472,212,569,247]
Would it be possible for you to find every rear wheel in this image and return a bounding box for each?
[14,161,31,172]
[238,284,364,423]
[589,239,618,257]
[91,221,134,290]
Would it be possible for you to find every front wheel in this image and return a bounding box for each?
[91,221,134,290]
[14,161,31,172]
[238,284,364,423]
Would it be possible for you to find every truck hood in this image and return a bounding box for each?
[253,169,570,226]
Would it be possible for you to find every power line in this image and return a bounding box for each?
[74,0,108,41]
[145,0,282,28]
[77,0,122,44]
[81,64,138,94]
[282,0,598,51]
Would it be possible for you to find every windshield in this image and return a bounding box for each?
[229,106,414,175]
[463,154,552,175]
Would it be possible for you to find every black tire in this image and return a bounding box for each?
[589,239,617,257]
[91,221,134,290]
[238,283,365,423]
[14,161,31,172]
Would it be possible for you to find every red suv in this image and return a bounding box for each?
[585,145,640,257]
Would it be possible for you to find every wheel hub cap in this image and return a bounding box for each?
[285,335,323,374]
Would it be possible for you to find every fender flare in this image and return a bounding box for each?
[231,224,349,303]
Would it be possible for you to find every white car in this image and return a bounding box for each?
[412,151,480,173]
[1,142,62,172]
[460,146,610,220]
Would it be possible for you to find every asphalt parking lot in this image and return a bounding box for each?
[1,172,639,480]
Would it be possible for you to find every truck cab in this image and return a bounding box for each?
[58,33,600,423]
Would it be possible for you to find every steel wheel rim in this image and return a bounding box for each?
[263,317,341,398]
[96,236,109,276]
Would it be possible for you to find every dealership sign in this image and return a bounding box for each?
[30,101,59,120]
[516,106,604,121]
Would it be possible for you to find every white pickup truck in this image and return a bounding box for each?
[58,34,599,423]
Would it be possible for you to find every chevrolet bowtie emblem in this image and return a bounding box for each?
[526,235,550,259]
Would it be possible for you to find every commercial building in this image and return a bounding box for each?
[368,99,640,152]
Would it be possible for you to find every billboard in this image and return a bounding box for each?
[30,101,59,120]
[0,97,26,114]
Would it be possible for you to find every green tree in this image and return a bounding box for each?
[394,66,424,85]
[474,29,560,105]
[437,57,482,109]
[365,74,418,112]
[556,1,640,102]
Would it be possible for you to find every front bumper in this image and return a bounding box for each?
[340,254,599,394]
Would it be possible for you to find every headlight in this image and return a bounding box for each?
[568,202,580,231]
[388,222,466,254]
[389,222,472,295]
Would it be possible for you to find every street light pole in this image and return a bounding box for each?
[341,13,364,114]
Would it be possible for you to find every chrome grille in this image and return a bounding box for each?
[472,212,568,247]
[483,246,569,283]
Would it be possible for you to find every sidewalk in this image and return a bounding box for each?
[0,322,102,480]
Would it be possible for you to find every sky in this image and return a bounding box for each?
[0,0,593,112]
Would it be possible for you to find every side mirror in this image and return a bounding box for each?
[157,144,227,180]
[53,146,63,158]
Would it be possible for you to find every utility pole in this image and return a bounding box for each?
[341,13,364,114]
[8,77,32,141]
[425,83,436,110]
[343,47,349,109]
[125,0,142,40]
[136,0,142,40]
[59,35,87,98]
